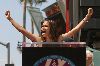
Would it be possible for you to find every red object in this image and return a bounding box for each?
[22,42,26,47]
[66,0,70,32]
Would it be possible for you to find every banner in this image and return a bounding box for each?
[27,6,43,34]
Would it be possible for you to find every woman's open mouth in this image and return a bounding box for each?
[41,31,46,35]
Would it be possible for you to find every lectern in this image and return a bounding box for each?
[22,42,86,66]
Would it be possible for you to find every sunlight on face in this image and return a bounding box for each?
[86,50,93,66]
[41,21,50,37]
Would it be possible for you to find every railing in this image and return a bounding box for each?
[17,42,86,48]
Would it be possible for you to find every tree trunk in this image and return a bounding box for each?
[23,0,26,42]
[30,4,34,34]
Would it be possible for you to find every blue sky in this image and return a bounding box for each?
[0,0,56,66]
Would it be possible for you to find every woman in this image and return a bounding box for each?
[86,50,94,66]
[5,8,93,42]
[5,8,94,66]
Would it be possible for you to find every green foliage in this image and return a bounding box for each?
[18,0,47,5]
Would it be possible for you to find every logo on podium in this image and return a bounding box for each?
[34,55,75,66]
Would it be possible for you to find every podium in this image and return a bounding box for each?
[22,42,86,66]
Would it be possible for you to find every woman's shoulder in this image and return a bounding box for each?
[58,35,63,42]
[59,34,74,42]
[33,34,42,42]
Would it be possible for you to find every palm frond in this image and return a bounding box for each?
[34,0,47,5]
[27,0,34,6]
[17,0,24,4]
[18,0,47,5]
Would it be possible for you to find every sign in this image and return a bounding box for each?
[34,55,75,66]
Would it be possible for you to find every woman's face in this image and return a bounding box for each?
[41,21,50,37]
[86,50,93,66]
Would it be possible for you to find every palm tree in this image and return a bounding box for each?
[18,0,46,42]
[18,0,26,42]
[27,0,34,34]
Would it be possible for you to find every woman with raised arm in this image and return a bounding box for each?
[5,8,94,66]
[5,11,40,42]
[5,8,93,42]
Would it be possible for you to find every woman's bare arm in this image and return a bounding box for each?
[5,11,38,42]
[62,8,93,38]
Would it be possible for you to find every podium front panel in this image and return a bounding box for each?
[22,42,86,66]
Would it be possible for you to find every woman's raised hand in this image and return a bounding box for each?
[87,8,93,16]
[83,8,93,21]
[5,11,11,20]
